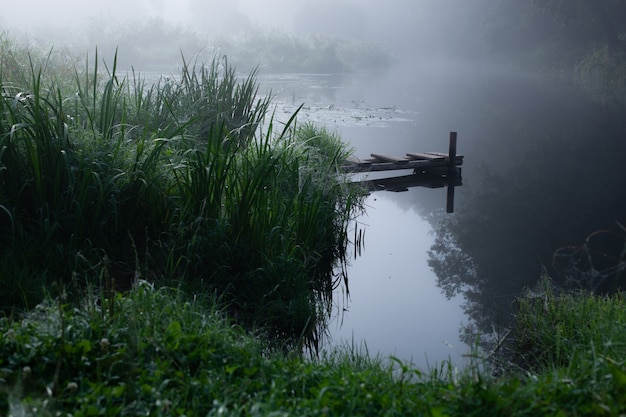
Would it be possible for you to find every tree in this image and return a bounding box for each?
[528,0,626,51]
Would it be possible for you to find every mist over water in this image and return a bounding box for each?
[258,64,472,367]
[3,1,625,368]
[257,36,626,366]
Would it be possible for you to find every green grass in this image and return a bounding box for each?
[2,282,626,416]
[0,286,429,416]
[510,275,626,374]
[0,33,366,350]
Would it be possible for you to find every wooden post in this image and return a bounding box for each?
[446,182,455,213]
[448,131,457,171]
[446,132,457,213]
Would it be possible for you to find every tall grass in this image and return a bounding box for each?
[511,275,626,374]
[0,35,365,349]
[167,117,364,350]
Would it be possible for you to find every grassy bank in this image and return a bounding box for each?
[0,32,365,350]
[2,280,626,416]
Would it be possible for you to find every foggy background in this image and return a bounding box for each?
[0,0,463,67]
[0,0,418,40]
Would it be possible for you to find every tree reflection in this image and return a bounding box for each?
[426,75,626,345]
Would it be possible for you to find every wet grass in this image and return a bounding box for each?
[0,33,365,350]
[2,281,626,416]
[510,275,626,375]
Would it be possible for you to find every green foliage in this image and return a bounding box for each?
[68,15,209,71]
[6,17,392,74]
[2,286,626,415]
[513,275,626,373]
[167,119,365,351]
[0,35,365,349]
[0,287,435,416]
[575,46,626,107]
[0,31,29,85]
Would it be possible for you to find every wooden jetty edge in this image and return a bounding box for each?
[343,132,462,213]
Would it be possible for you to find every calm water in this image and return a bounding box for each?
[330,191,468,367]
[259,58,626,369]
[259,64,473,369]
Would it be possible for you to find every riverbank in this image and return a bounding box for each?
[2,279,626,416]
[0,33,365,350]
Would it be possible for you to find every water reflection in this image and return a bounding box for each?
[262,59,626,367]
[328,191,469,369]
[422,67,626,355]
[264,68,471,368]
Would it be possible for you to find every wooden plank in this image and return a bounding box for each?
[407,152,463,164]
[342,148,462,173]
[447,182,455,213]
[344,132,463,211]
[406,152,446,161]
[343,160,463,173]
[342,158,449,173]
[448,132,457,172]
[370,153,410,163]
[366,161,420,171]
[426,151,451,158]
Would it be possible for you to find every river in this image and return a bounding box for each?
[257,63,472,369]
[257,58,626,370]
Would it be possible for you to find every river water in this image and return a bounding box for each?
[258,64,473,369]
[258,58,626,370]
[139,64,471,368]
[140,56,625,369]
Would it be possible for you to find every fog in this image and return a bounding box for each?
[3,1,625,366]
[1,0,445,61]
[1,0,412,34]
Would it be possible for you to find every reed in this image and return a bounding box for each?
[0,36,365,349]
[167,114,365,350]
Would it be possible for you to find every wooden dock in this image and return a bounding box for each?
[342,152,463,174]
[344,132,463,213]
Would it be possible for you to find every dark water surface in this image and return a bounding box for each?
[259,58,626,369]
